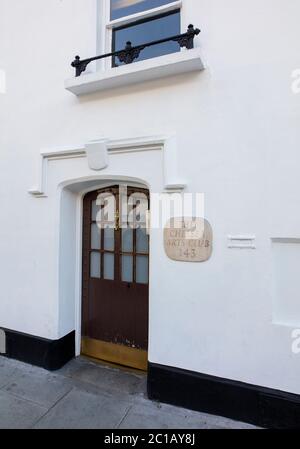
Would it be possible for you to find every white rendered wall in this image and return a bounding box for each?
[1,0,300,395]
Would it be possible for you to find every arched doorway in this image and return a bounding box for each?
[81,185,149,370]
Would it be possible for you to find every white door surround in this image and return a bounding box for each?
[28,134,186,198]
[27,134,185,354]
[60,177,151,355]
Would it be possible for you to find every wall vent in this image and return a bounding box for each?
[228,235,256,249]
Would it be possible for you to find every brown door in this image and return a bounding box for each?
[81,185,149,370]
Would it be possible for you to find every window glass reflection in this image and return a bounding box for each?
[111,0,173,20]
[104,253,114,280]
[91,224,101,250]
[122,228,133,252]
[90,252,101,279]
[113,11,180,66]
[104,227,115,251]
[122,255,133,282]
[136,256,149,284]
[136,227,149,253]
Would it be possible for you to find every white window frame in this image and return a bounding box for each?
[97,0,184,71]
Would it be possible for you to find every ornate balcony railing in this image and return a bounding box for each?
[71,24,200,77]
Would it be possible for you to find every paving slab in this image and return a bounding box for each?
[61,357,146,397]
[2,368,73,408]
[118,399,257,430]
[33,387,130,429]
[0,357,18,388]
[0,390,47,429]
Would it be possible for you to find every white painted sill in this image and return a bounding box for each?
[64,48,204,96]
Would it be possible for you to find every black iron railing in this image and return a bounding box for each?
[71,24,200,77]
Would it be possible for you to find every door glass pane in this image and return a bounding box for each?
[111,0,173,20]
[91,200,100,221]
[90,252,101,278]
[104,253,114,280]
[122,228,133,252]
[136,227,148,253]
[113,12,180,66]
[122,255,133,282]
[91,223,101,250]
[104,227,115,251]
[136,255,149,284]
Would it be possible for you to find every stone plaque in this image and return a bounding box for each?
[164,217,213,262]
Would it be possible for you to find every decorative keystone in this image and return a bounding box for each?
[85,139,109,171]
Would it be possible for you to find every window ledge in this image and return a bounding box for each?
[64,48,204,96]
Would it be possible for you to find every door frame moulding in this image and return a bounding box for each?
[28,135,186,198]
[69,178,151,357]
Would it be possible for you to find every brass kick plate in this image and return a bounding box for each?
[81,337,148,371]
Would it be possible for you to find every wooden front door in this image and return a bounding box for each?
[81,186,149,370]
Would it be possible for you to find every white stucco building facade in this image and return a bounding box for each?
[1,0,300,428]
